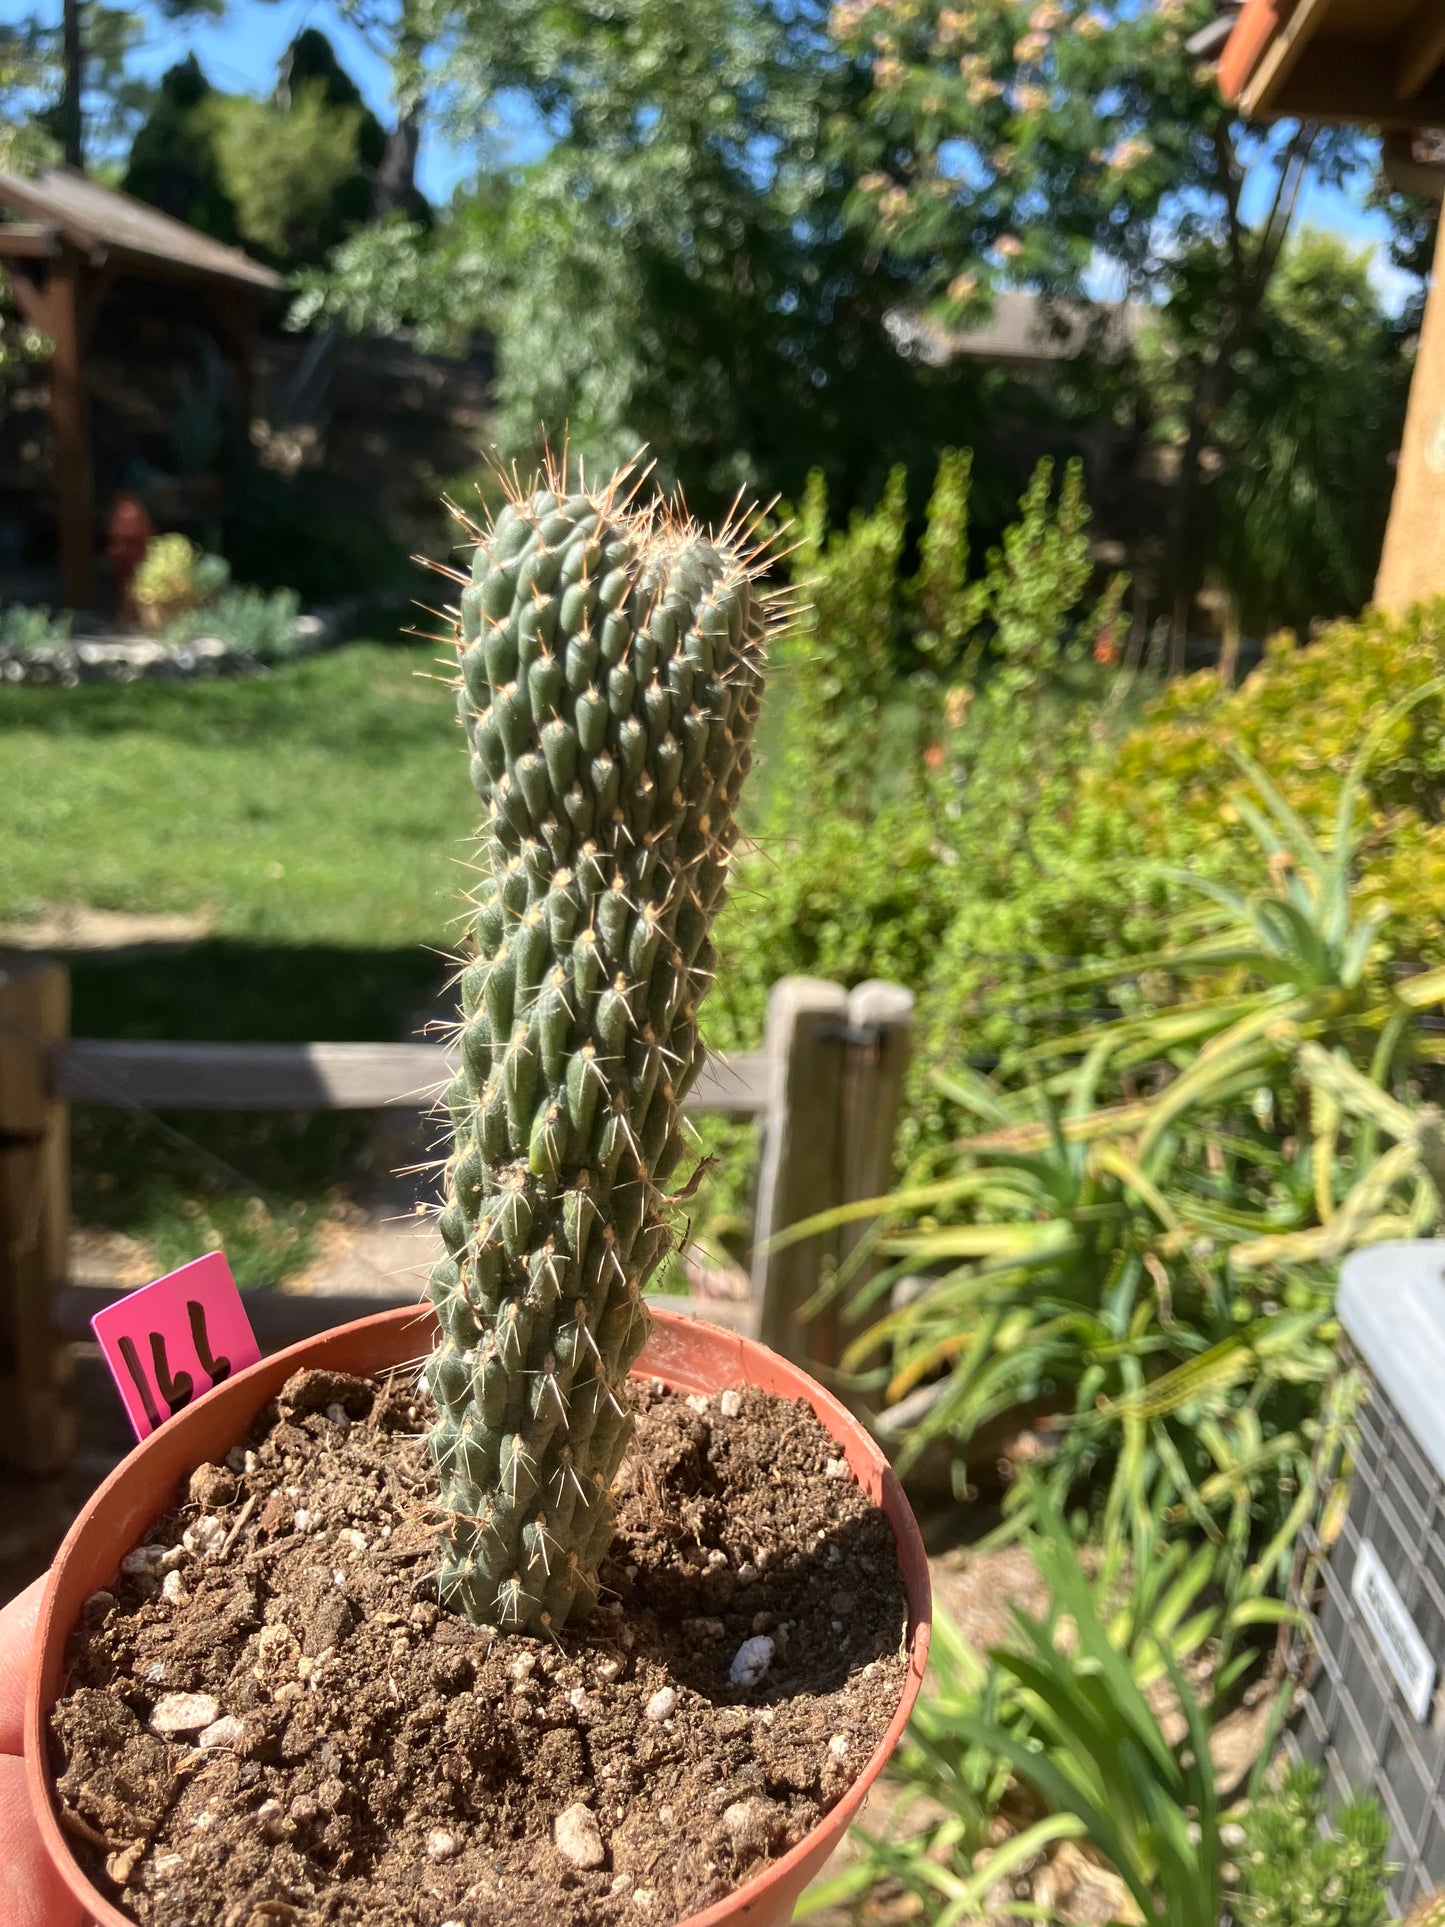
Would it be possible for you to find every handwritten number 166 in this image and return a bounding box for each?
[116,1300,232,1431]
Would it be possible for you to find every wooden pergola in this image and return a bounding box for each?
[1219,1,1445,612]
[1221,0,1445,126]
[0,168,282,611]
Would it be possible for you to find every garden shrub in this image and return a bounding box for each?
[916,599,1445,1119]
[0,603,73,652]
[166,585,305,662]
[714,451,1125,1052]
[1085,600,1445,964]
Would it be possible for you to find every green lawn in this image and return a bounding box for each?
[0,643,472,953]
[1,644,475,1282]
[0,641,769,1284]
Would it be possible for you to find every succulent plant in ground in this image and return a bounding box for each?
[423,461,778,1633]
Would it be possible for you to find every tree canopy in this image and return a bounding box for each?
[0,0,1425,633]
[121,32,395,270]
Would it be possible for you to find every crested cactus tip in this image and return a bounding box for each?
[424,458,788,1633]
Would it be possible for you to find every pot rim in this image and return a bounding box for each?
[26,1303,932,1927]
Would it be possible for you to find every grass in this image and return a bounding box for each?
[0,642,472,949]
[0,640,783,1287]
[1,642,473,1284]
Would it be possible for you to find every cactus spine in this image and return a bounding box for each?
[424,463,771,1633]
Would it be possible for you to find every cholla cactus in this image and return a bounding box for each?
[1406,1894,1445,1927]
[424,462,777,1633]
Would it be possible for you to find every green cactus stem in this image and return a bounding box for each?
[424,462,776,1633]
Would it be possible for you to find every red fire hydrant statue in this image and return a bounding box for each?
[106,493,156,625]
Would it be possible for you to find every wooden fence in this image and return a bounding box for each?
[0,954,913,1476]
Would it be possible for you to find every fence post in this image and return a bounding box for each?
[0,954,75,1473]
[752,977,849,1364]
[807,978,917,1387]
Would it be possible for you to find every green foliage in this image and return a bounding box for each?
[828,0,1411,625]
[121,55,240,240]
[0,30,55,389]
[282,26,386,175]
[805,1500,1388,1927]
[1084,605,1445,970]
[710,801,953,1059]
[835,0,1238,311]
[0,21,59,173]
[787,463,909,823]
[289,178,509,346]
[6,0,157,171]
[426,468,769,1630]
[951,1498,1228,1927]
[132,534,229,622]
[784,750,1445,1577]
[165,585,304,662]
[1234,1762,1392,1927]
[981,455,1102,692]
[1142,232,1408,633]
[0,602,72,652]
[711,450,1122,1064]
[210,82,367,269]
[305,0,987,517]
[0,303,50,397]
[123,36,383,269]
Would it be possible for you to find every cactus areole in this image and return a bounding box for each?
[425,466,774,1633]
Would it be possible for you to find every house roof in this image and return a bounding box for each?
[0,167,283,294]
[1218,0,1445,127]
[889,290,1148,370]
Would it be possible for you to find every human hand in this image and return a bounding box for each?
[0,1576,87,1927]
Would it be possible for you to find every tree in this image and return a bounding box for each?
[303,0,984,514]
[827,0,1375,638]
[122,34,389,270]
[1143,231,1410,633]
[0,25,57,400]
[0,20,58,173]
[121,54,240,239]
[299,0,443,223]
[209,81,368,268]
[37,0,220,174]
[281,25,389,230]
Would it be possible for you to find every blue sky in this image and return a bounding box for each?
[1,0,1417,309]
[1,0,485,198]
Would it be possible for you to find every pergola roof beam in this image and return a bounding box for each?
[0,224,59,260]
[1236,0,1331,118]
[1399,3,1445,100]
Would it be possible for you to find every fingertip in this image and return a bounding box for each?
[0,1577,48,1757]
[0,1755,87,1927]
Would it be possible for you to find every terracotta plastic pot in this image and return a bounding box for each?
[28,1303,932,1927]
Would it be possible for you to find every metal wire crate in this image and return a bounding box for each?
[1286,1242,1445,1915]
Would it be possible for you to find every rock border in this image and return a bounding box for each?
[0,610,340,687]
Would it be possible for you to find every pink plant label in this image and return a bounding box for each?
[91,1252,262,1441]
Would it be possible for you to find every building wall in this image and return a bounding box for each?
[1376,218,1445,614]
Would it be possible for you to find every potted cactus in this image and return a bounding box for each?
[422,465,769,1632]
[27,464,930,1927]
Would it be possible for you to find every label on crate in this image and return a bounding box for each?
[1351,1538,1437,1724]
[91,1252,262,1441]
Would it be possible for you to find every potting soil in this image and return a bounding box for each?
[48,1364,909,1926]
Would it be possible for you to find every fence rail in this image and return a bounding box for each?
[54,1040,773,1117]
[0,954,913,1476]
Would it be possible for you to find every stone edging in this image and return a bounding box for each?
[0,613,334,686]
